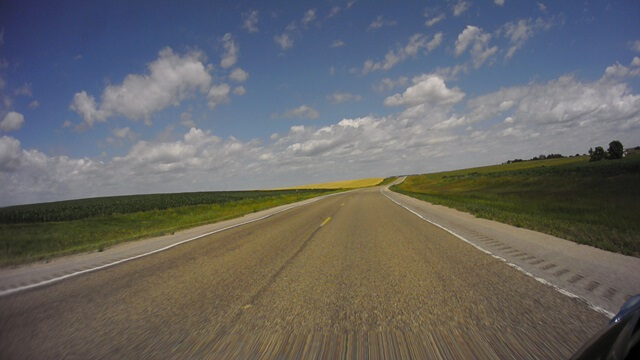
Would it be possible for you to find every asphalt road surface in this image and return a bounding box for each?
[0,187,608,359]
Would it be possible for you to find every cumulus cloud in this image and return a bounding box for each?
[454,25,497,68]
[327,92,363,103]
[274,33,293,50]
[242,10,259,33]
[361,33,443,74]
[384,75,465,107]
[220,33,238,69]
[630,40,640,52]
[467,75,640,132]
[70,91,109,126]
[331,40,346,48]
[453,1,471,17]
[70,48,212,126]
[233,86,246,96]
[495,0,505,6]
[602,58,640,80]
[5,64,640,206]
[229,68,249,82]
[0,135,22,171]
[1,111,25,131]
[29,100,39,109]
[207,84,231,109]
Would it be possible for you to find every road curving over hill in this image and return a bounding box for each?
[0,187,608,359]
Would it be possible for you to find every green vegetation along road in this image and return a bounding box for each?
[0,189,336,266]
[392,154,640,256]
[0,187,607,359]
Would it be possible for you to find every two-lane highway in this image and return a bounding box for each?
[0,187,608,359]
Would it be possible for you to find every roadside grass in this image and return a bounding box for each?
[378,177,399,187]
[391,155,640,256]
[278,177,384,190]
[0,190,335,266]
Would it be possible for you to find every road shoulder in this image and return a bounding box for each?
[382,186,640,316]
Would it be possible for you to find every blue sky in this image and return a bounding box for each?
[1,0,639,205]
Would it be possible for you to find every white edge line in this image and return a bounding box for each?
[380,188,616,319]
[0,189,358,298]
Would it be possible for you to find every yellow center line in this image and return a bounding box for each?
[320,217,331,227]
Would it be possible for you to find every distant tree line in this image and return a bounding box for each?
[504,140,631,165]
[589,140,624,162]
[505,153,568,164]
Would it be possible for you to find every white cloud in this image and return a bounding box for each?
[220,33,238,69]
[602,58,640,80]
[274,33,293,50]
[0,135,22,171]
[432,64,469,80]
[180,111,196,128]
[503,19,534,59]
[112,126,136,141]
[282,105,320,120]
[454,26,478,55]
[629,40,640,52]
[1,111,24,131]
[5,64,640,207]
[425,13,446,27]
[207,83,231,109]
[29,100,39,108]
[373,76,409,92]
[367,16,397,31]
[467,75,640,132]
[495,0,505,6]
[384,75,465,107]
[361,33,443,74]
[453,1,471,17]
[242,10,259,33]
[70,91,109,126]
[454,25,497,68]
[301,9,317,28]
[70,48,212,126]
[502,17,556,59]
[537,2,547,12]
[229,68,249,82]
[233,86,246,96]
[331,39,346,48]
[327,92,363,103]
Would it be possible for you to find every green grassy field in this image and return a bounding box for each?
[378,177,399,187]
[0,189,335,266]
[391,155,640,256]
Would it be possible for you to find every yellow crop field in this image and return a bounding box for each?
[280,178,385,190]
